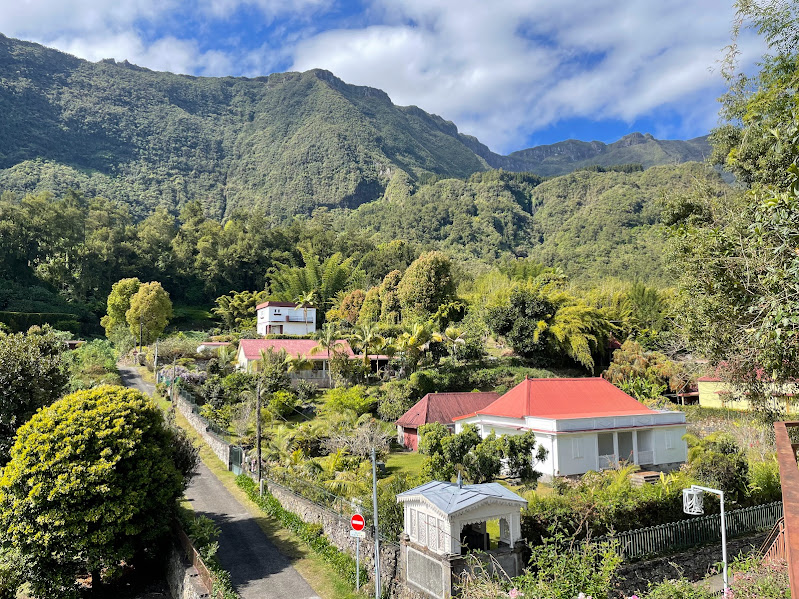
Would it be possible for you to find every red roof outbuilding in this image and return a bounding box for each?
[396,392,502,429]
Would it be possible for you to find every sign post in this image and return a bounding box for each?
[351,513,366,591]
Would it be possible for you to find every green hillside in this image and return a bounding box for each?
[486,133,711,176]
[1,34,711,222]
[339,162,727,283]
[0,34,487,220]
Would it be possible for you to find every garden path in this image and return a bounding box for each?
[117,364,321,599]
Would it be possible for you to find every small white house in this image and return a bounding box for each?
[454,377,687,479]
[256,301,316,336]
[397,480,527,556]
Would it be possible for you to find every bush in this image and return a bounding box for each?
[269,390,298,418]
[322,385,375,416]
[643,578,716,599]
[0,386,189,598]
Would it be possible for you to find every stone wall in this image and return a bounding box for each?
[613,532,768,597]
[166,543,211,599]
[175,393,230,467]
[265,479,408,598]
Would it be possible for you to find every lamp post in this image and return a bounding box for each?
[683,485,728,594]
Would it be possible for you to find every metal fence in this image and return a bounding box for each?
[598,501,783,560]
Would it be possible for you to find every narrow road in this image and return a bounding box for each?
[117,364,321,599]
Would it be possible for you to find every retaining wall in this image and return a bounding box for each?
[166,543,210,599]
[613,531,768,597]
[264,478,412,598]
[174,392,230,467]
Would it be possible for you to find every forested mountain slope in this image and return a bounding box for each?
[340,162,729,283]
[1,34,710,221]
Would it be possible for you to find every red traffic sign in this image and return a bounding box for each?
[350,514,365,531]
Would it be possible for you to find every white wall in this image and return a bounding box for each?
[653,425,688,465]
[555,433,600,477]
[257,306,316,336]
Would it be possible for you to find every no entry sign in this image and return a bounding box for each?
[350,514,365,531]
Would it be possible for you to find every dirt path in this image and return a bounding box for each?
[117,364,321,599]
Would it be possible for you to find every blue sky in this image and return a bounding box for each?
[0,0,763,154]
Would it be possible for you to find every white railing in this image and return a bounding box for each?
[599,454,617,470]
[638,450,654,464]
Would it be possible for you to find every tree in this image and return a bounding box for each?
[101,277,141,337]
[126,281,173,345]
[0,386,191,598]
[396,251,456,321]
[294,289,315,335]
[667,2,799,386]
[0,327,68,463]
[351,322,384,366]
[212,289,269,330]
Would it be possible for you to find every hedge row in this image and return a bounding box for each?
[235,475,367,588]
[0,311,81,333]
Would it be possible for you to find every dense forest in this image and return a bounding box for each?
[1,34,711,222]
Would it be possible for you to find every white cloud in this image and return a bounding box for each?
[0,0,767,152]
[291,0,763,152]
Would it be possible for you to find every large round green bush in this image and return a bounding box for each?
[0,385,189,598]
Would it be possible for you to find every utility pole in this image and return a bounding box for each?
[171,355,177,403]
[256,380,262,482]
[139,317,143,355]
[371,448,381,599]
[153,338,159,374]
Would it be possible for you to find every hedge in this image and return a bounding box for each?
[235,475,367,588]
[0,311,81,333]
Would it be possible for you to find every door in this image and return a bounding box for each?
[230,446,244,475]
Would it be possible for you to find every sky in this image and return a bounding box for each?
[0,0,764,154]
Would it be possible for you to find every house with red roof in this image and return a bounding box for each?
[236,338,356,387]
[256,301,316,336]
[395,392,501,451]
[454,378,687,479]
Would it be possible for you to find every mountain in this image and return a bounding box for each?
[0,34,710,220]
[339,162,728,284]
[479,133,711,176]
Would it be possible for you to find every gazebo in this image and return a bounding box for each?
[397,479,527,556]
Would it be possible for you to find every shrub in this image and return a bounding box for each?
[322,385,375,416]
[0,386,189,598]
[269,390,298,418]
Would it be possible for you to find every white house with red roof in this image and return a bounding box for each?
[236,338,356,387]
[256,301,316,336]
[396,392,501,451]
[454,378,687,479]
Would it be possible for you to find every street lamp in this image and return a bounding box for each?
[683,485,728,594]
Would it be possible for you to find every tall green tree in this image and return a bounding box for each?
[396,251,456,322]
[212,289,269,330]
[0,386,192,598]
[668,0,799,384]
[101,277,141,337]
[126,281,173,345]
[0,327,67,463]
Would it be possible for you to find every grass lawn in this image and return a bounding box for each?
[169,401,362,599]
[384,450,425,476]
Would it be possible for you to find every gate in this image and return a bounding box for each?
[230,446,244,475]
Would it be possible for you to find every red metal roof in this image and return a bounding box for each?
[396,392,501,428]
[238,338,354,360]
[455,378,655,421]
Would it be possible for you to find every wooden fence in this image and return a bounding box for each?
[597,501,783,560]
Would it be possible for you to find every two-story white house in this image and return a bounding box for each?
[454,377,687,480]
[256,301,316,336]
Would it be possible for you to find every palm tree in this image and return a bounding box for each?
[395,322,434,375]
[294,289,315,335]
[440,326,466,363]
[310,323,344,382]
[284,352,313,375]
[351,322,384,367]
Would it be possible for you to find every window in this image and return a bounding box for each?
[274,309,281,315]
[572,437,583,459]
[665,430,675,450]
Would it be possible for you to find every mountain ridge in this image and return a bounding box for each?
[0,33,709,220]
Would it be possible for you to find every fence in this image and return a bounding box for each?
[597,501,783,560]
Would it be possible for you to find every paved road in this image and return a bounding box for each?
[117,364,320,599]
